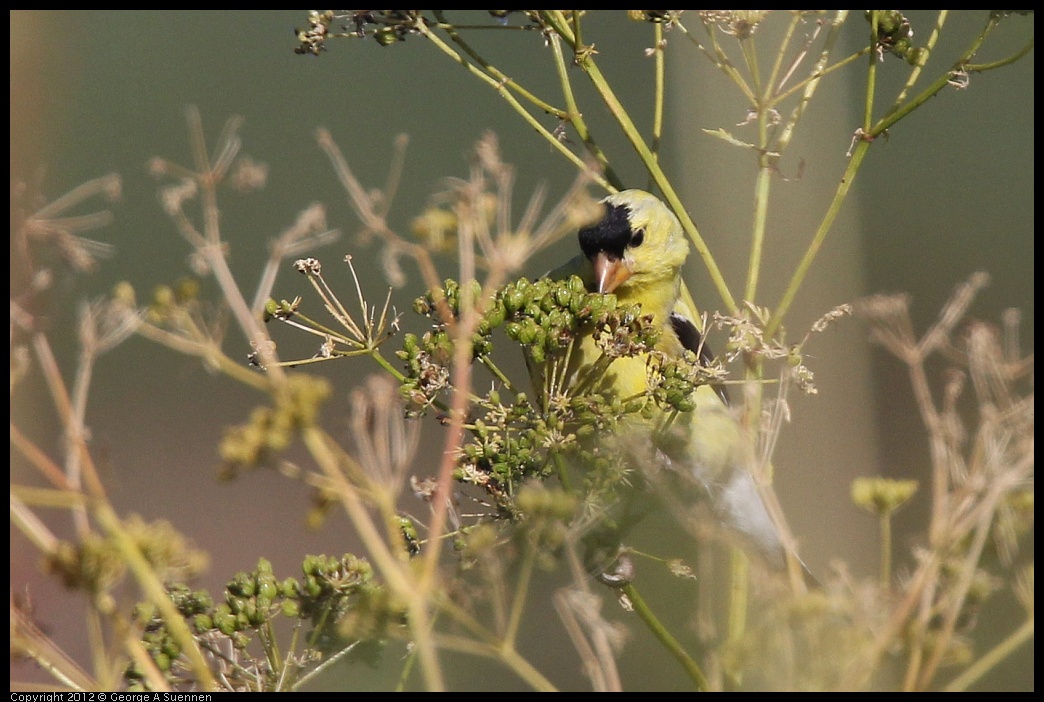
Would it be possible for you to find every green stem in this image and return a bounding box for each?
[432,11,566,118]
[871,14,1001,138]
[433,633,558,691]
[966,37,1035,72]
[726,549,750,674]
[765,13,801,95]
[916,481,1012,689]
[766,139,870,338]
[260,618,282,686]
[94,503,218,691]
[276,625,302,690]
[503,537,537,647]
[395,638,419,692]
[133,322,272,392]
[739,31,763,97]
[478,354,517,393]
[622,583,707,690]
[879,512,892,586]
[669,17,753,103]
[745,127,773,304]
[499,645,558,692]
[294,639,359,691]
[278,309,360,347]
[302,426,445,690]
[415,19,611,192]
[769,12,1021,360]
[887,11,948,115]
[864,11,881,134]
[86,591,107,687]
[773,11,851,155]
[943,616,1035,691]
[184,108,286,386]
[371,349,455,415]
[648,21,665,192]
[306,602,333,650]
[701,20,757,104]
[546,33,622,191]
[552,451,574,493]
[769,47,867,109]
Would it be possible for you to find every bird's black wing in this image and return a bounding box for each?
[669,312,729,406]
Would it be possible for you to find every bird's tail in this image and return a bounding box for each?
[714,469,818,587]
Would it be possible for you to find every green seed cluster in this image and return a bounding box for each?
[646,350,725,414]
[294,11,423,55]
[456,392,550,511]
[851,476,919,516]
[218,374,331,477]
[125,585,215,687]
[124,554,397,690]
[397,279,481,414]
[866,10,923,65]
[398,332,452,416]
[398,515,421,556]
[513,482,579,554]
[500,276,620,364]
[144,277,202,326]
[45,516,208,596]
[592,305,659,361]
[294,11,546,56]
[399,276,624,411]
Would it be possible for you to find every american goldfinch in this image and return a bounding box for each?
[544,189,798,573]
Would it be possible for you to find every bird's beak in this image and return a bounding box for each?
[592,252,632,294]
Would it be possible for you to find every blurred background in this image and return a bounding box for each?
[11,11,1033,690]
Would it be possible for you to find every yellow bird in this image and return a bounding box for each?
[545,189,799,573]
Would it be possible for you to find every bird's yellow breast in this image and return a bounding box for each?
[573,301,684,400]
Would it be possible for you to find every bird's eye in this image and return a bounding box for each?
[631,229,645,247]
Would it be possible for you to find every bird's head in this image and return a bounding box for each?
[578,190,689,294]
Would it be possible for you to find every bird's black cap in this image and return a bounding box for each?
[578,202,633,261]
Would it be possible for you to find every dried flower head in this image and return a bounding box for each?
[349,374,420,495]
[263,254,400,368]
